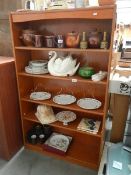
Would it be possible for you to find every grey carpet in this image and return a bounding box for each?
[0,149,97,175]
[0,159,7,170]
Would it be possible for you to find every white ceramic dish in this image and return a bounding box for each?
[29,60,48,67]
[77,98,102,110]
[49,134,69,151]
[56,111,76,125]
[30,92,51,100]
[25,66,48,74]
[53,94,76,105]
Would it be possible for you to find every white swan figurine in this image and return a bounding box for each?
[48,51,80,77]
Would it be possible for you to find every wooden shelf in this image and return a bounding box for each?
[21,96,104,116]
[23,111,102,138]
[11,6,115,23]
[15,46,110,53]
[25,142,98,169]
[18,72,107,85]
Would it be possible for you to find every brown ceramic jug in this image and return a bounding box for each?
[66,32,80,48]
[34,35,43,48]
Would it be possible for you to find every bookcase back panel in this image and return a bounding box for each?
[31,50,109,72]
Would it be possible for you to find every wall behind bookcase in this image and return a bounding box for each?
[0,0,21,56]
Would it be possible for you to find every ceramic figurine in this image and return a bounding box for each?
[48,51,80,76]
[91,71,107,81]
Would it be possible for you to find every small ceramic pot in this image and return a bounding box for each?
[27,130,38,144]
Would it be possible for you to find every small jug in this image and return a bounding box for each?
[66,32,80,48]
[44,35,56,48]
[20,29,37,47]
[34,35,43,48]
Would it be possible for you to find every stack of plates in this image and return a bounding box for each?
[25,60,48,74]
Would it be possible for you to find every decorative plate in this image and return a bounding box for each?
[77,98,102,110]
[56,111,76,125]
[53,94,76,105]
[30,92,51,100]
[25,66,48,74]
[49,134,69,151]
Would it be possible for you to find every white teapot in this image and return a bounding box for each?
[48,51,80,76]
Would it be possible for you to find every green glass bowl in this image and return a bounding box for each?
[78,67,95,78]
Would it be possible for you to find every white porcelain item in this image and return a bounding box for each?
[56,111,76,125]
[29,60,48,67]
[48,51,80,77]
[30,92,51,100]
[49,134,69,151]
[53,94,76,105]
[92,71,107,82]
[25,66,48,74]
[35,105,57,124]
[77,98,102,110]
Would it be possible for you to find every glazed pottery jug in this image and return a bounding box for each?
[20,29,37,47]
[66,32,80,48]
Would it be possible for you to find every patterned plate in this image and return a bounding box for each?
[56,111,76,125]
[77,98,102,110]
[53,94,76,105]
[49,134,69,151]
[30,92,51,100]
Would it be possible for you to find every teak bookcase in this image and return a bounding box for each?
[10,6,116,170]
